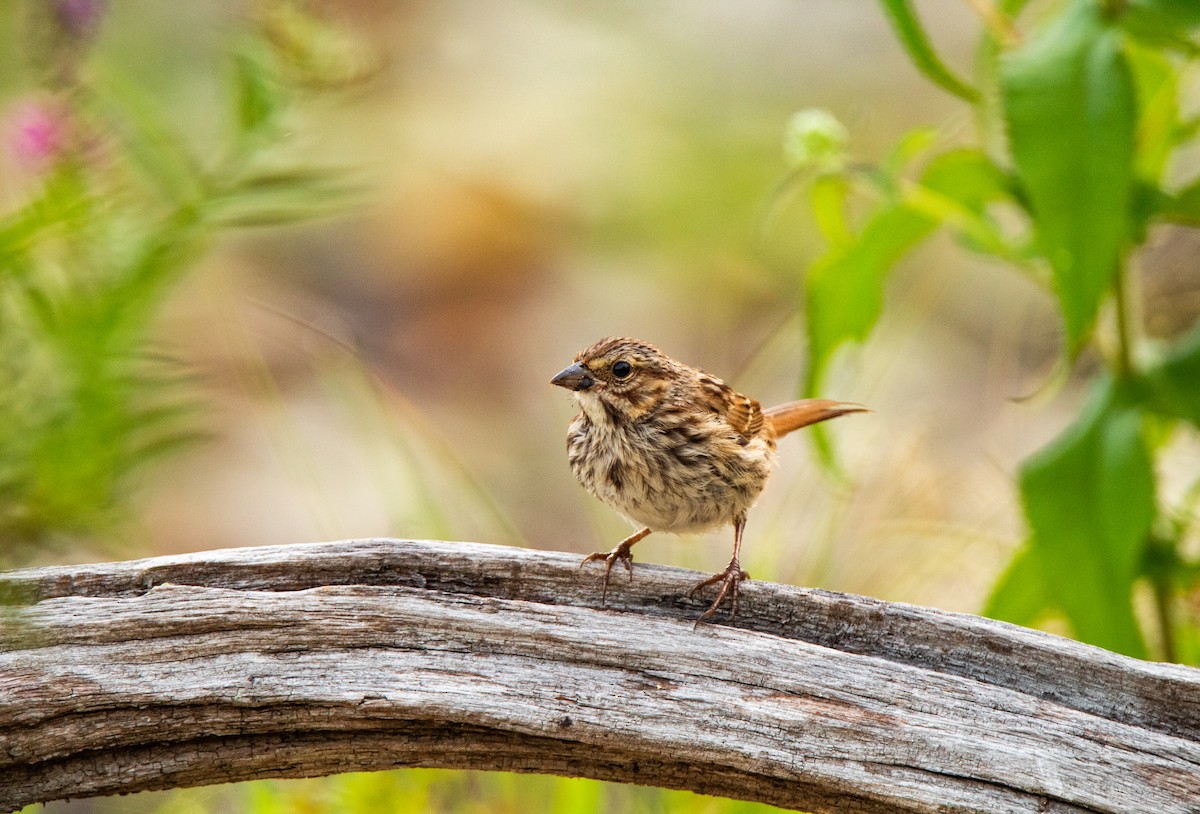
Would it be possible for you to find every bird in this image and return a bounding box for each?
[550,336,867,626]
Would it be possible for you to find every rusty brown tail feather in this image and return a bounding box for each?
[763,399,869,439]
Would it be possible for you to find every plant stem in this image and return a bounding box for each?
[1113,255,1136,378]
[1146,534,1178,663]
[1113,259,1177,661]
[964,0,1021,47]
[1100,0,1129,19]
[1152,574,1178,663]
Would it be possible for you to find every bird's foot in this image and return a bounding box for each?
[580,539,637,604]
[689,558,750,627]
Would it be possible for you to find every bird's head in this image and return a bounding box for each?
[550,337,678,422]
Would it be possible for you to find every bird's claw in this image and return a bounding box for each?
[689,559,750,628]
[580,541,636,603]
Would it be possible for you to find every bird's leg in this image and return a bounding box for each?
[689,520,750,627]
[581,527,652,603]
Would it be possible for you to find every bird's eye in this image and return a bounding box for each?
[612,360,633,379]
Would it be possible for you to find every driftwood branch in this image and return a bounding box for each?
[0,539,1198,813]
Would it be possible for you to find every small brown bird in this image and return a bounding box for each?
[551,336,866,625]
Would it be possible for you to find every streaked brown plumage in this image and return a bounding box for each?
[551,336,866,625]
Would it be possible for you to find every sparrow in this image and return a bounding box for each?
[551,336,866,625]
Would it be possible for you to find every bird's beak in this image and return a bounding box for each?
[551,362,595,391]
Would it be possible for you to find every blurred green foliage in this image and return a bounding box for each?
[0,0,354,562]
[795,0,1200,661]
[20,770,791,814]
[240,771,786,814]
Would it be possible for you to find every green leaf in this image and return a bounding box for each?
[234,49,284,137]
[919,149,1013,211]
[1019,378,1154,656]
[803,204,934,396]
[802,202,933,468]
[1123,0,1200,40]
[1126,44,1178,241]
[110,207,208,331]
[877,0,980,103]
[808,174,851,247]
[1158,177,1200,226]
[204,168,361,227]
[803,149,1012,398]
[1128,0,1200,24]
[1000,0,1033,14]
[904,149,1027,260]
[1128,44,1180,182]
[0,167,89,276]
[1001,0,1137,350]
[94,65,207,207]
[1141,322,1200,426]
[983,543,1053,627]
[881,127,938,181]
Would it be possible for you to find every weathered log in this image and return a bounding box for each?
[0,538,1197,813]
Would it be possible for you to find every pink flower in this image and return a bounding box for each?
[6,101,70,170]
[54,0,107,40]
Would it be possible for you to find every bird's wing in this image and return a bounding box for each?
[698,376,765,441]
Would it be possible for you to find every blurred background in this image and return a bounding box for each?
[3,0,1196,812]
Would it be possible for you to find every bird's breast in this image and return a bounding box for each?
[566,405,775,534]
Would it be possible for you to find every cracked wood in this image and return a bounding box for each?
[0,539,1198,813]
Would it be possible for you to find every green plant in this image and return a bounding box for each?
[0,0,357,562]
[789,0,1200,661]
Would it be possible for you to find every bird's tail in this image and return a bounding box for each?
[764,399,869,439]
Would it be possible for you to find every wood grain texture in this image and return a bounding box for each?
[0,538,1197,813]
